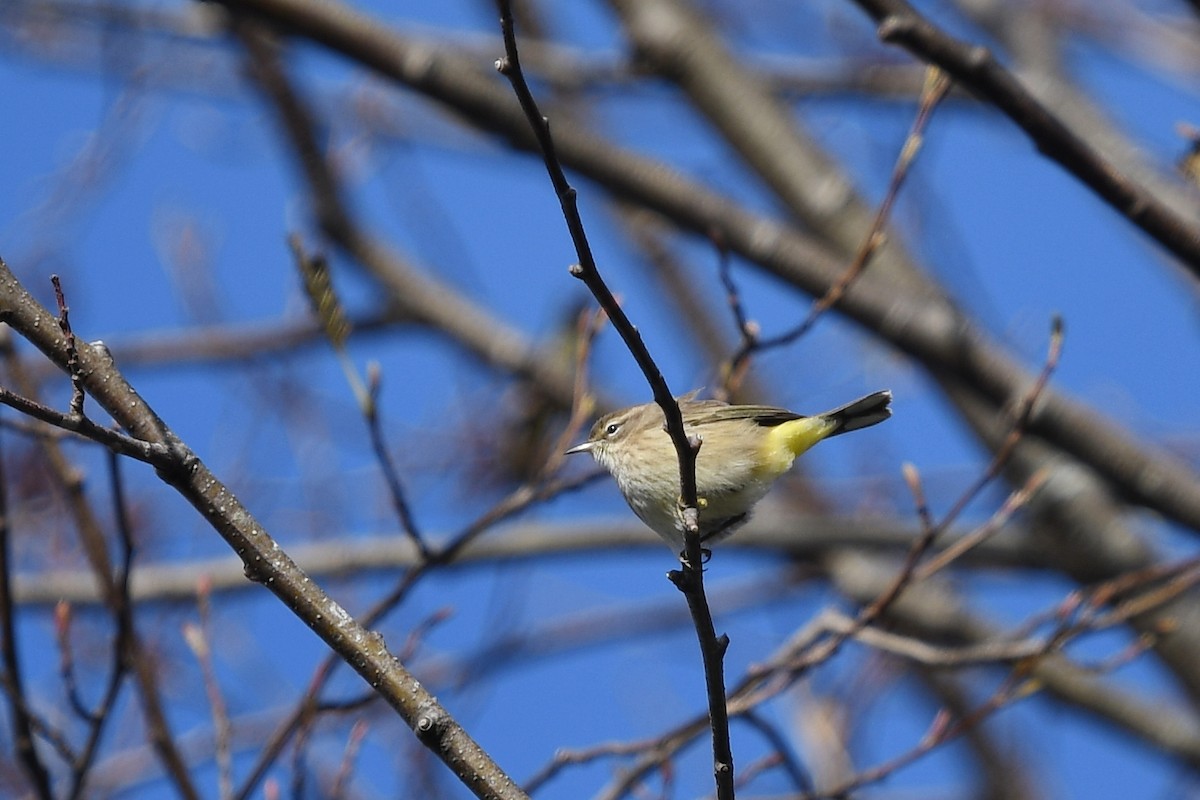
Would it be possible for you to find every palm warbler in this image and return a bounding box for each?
[566,390,891,551]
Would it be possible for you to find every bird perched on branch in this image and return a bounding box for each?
[567,391,892,553]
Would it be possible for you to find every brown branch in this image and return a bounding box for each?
[493,3,701,528]
[0,259,532,799]
[747,316,1062,692]
[62,452,139,800]
[0,421,53,797]
[286,234,426,557]
[9,509,1050,608]
[203,0,1200,543]
[806,669,1030,799]
[848,0,1200,279]
[802,557,1200,797]
[232,20,582,417]
[494,3,734,798]
[800,609,1045,667]
[950,1,1200,237]
[827,549,1200,764]
[0,322,201,800]
[0,384,168,464]
[606,0,937,300]
[720,66,952,395]
[229,465,600,800]
[524,734,664,795]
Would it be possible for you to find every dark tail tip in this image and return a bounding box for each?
[827,390,892,436]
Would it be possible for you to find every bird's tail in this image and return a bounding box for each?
[767,390,892,464]
[822,390,892,437]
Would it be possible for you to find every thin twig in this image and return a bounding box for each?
[63,455,138,800]
[524,735,662,795]
[494,3,733,796]
[738,711,812,793]
[329,719,368,800]
[915,468,1048,579]
[231,469,602,800]
[850,0,1200,280]
[0,420,55,797]
[287,233,427,557]
[493,0,728,778]
[0,385,168,464]
[720,67,952,396]
[52,274,86,417]
[805,609,1045,667]
[183,579,234,800]
[780,316,1064,677]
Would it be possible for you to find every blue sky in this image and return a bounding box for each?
[2,1,1200,798]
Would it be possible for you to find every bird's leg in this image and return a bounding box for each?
[675,548,710,570]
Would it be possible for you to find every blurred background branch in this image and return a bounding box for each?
[0,0,1197,797]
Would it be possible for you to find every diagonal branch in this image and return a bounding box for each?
[848,0,1200,279]
[0,259,530,799]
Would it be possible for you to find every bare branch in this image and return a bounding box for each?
[848,0,1200,279]
[494,4,733,797]
[204,0,1200,544]
[0,421,53,797]
[0,258,531,798]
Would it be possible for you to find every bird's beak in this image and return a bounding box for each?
[564,441,594,455]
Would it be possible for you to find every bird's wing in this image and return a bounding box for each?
[683,401,802,428]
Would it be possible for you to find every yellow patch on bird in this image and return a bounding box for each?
[754,416,837,479]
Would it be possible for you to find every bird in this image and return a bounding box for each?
[566,390,891,553]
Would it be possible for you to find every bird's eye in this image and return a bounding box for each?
[605,423,620,436]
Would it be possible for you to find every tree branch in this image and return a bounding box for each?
[494,4,732,796]
[848,0,1200,279]
[0,260,529,799]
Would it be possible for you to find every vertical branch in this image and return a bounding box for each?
[667,565,734,794]
[63,451,138,800]
[494,4,733,796]
[183,580,234,800]
[0,422,54,798]
[52,274,86,417]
